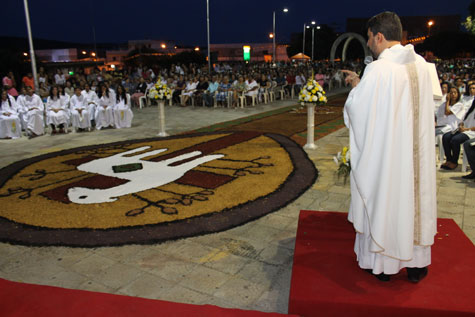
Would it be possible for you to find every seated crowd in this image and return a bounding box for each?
[2,58,473,142]
[1,77,133,139]
[435,66,475,179]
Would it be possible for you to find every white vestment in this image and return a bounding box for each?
[46,96,70,127]
[0,95,22,139]
[113,94,133,129]
[344,44,437,275]
[22,94,45,135]
[82,90,99,122]
[95,94,115,130]
[70,94,91,129]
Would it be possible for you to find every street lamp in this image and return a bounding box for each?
[309,21,320,61]
[272,7,288,64]
[269,33,274,39]
[23,0,39,93]
[428,20,434,37]
[206,0,211,74]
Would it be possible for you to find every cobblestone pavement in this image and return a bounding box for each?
[0,91,473,314]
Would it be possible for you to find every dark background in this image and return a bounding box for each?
[2,0,472,45]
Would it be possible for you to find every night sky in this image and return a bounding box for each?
[3,0,472,46]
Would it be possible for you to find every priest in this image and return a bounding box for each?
[342,12,437,283]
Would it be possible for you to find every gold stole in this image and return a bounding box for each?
[406,63,421,245]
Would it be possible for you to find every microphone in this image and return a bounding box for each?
[360,55,374,78]
[364,55,373,65]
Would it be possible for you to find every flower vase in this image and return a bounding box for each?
[303,103,317,150]
[157,100,169,137]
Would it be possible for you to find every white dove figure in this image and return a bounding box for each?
[67,146,224,204]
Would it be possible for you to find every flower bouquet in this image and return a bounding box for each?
[333,146,351,184]
[148,80,172,101]
[299,79,327,106]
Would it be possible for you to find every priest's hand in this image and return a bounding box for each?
[341,70,360,88]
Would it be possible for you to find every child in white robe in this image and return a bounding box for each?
[113,85,133,129]
[46,86,70,134]
[22,86,44,137]
[82,83,98,124]
[70,87,91,131]
[95,83,115,130]
[0,90,22,139]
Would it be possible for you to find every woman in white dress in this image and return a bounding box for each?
[46,86,70,134]
[70,87,91,131]
[0,90,22,139]
[95,83,115,130]
[22,86,45,138]
[113,85,133,129]
[180,76,199,106]
[435,86,465,136]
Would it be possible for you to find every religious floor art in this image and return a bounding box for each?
[191,95,347,146]
[0,131,317,247]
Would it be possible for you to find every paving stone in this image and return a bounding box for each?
[129,252,197,283]
[117,272,177,299]
[237,259,282,289]
[213,277,268,307]
[178,265,232,295]
[90,262,145,290]
[159,284,213,305]
[48,271,89,289]
[202,251,250,275]
[70,253,116,277]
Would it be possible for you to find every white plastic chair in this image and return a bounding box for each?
[139,88,150,109]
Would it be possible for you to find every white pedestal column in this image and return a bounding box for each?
[303,103,317,150]
[157,100,169,137]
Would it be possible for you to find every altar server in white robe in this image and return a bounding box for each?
[0,90,22,139]
[46,86,70,134]
[113,85,133,129]
[70,87,91,131]
[342,12,436,283]
[82,83,98,124]
[16,87,27,131]
[22,86,45,137]
[95,83,115,130]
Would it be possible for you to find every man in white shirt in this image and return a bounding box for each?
[342,12,436,283]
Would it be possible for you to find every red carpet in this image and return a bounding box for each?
[0,278,297,317]
[289,211,475,317]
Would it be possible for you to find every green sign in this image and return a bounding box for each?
[243,46,250,61]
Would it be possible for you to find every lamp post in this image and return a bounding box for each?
[23,0,38,93]
[302,23,306,57]
[207,0,211,74]
[308,22,320,61]
[427,20,434,37]
[272,8,288,64]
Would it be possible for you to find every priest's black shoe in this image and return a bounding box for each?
[364,269,391,282]
[462,172,475,179]
[406,267,428,283]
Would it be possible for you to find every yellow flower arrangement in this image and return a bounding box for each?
[333,146,351,184]
[148,80,172,100]
[299,78,327,106]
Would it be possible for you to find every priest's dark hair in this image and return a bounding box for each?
[366,11,402,42]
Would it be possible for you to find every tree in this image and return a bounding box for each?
[463,0,475,34]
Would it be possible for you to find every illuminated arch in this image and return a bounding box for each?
[330,32,370,63]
